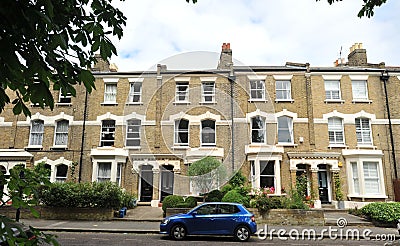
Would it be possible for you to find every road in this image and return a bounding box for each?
[43,232,399,246]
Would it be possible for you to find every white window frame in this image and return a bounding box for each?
[128,82,142,103]
[55,164,68,183]
[251,116,265,144]
[328,117,345,146]
[58,88,72,104]
[355,118,372,145]
[53,120,69,148]
[347,157,386,199]
[116,163,123,186]
[125,119,141,148]
[201,119,216,146]
[277,116,293,144]
[201,82,215,103]
[100,120,116,147]
[103,83,117,104]
[175,83,189,103]
[352,80,369,101]
[249,80,265,101]
[259,160,276,189]
[29,120,44,147]
[174,119,189,146]
[97,162,112,183]
[249,157,282,195]
[324,80,342,101]
[276,80,292,101]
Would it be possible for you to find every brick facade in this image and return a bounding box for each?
[0,43,399,208]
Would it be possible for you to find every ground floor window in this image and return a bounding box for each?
[97,162,111,183]
[347,157,385,198]
[249,158,281,195]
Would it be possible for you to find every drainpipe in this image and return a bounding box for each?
[78,90,88,183]
[228,65,236,172]
[381,71,397,180]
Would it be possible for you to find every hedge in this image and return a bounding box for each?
[360,202,400,224]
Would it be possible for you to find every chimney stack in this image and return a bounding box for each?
[348,43,367,66]
[217,42,232,70]
[92,54,111,72]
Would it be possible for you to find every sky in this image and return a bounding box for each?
[109,0,400,72]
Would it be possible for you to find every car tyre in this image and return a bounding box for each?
[234,225,250,242]
[170,224,186,240]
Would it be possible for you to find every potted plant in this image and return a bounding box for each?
[333,173,344,209]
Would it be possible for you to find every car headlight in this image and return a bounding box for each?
[161,218,169,225]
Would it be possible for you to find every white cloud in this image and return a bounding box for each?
[109,0,400,71]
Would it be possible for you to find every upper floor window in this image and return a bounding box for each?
[355,118,372,145]
[129,82,142,103]
[201,120,216,146]
[278,116,293,143]
[276,80,292,100]
[325,80,341,100]
[126,119,141,147]
[97,162,111,183]
[175,119,189,146]
[202,82,215,103]
[101,120,115,147]
[29,120,44,146]
[251,116,265,143]
[175,83,189,102]
[104,83,117,103]
[58,89,72,104]
[55,164,68,182]
[328,117,344,144]
[249,80,265,100]
[352,80,368,101]
[54,120,69,146]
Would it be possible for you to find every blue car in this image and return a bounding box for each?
[160,202,257,241]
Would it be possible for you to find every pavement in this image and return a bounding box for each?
[19,206,400,239]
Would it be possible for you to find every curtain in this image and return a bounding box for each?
[55,120,69,145]
[104,84,117,102]
[30,120,44,145]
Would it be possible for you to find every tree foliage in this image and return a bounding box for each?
[316,0,387,18]
[0,0,126,116]
[188,157,226,195]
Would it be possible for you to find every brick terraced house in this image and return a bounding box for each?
[0,43,399,208]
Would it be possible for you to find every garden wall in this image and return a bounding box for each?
[0,206,114,221]
[248,208,324,226]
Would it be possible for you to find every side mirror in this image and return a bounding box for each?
[191,211,197,217]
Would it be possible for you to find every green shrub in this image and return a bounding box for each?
[161,195,184,212]
[222,190,249,206]
[360,202,400,224]
[184,196,198,208]
[37,181,131,209]
[229,171,246,188]
[282,190,309,210]
[255,196,284,212]
[205,190,224,202]
[221,184,233,195]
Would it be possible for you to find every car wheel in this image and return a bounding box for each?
[234,225,250,242]
[170,224,186,240]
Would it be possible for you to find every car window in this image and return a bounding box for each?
[217,204,240,214]
[195,204,217,215]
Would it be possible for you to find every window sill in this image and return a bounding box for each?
[200,101,216,105]
[172,145,190,150]
[101,102,118,106]
[352,99,372,104]
[248,99,267,103]
[199,145,217,148]
[348,194,388,199]
[51,146,68,150]
[25,146,43,151]
[173,101,191,105]
[56,103,72,107]
[324,99,345,104]
[275,99,294,103]
[124,146,141,150]
[328,144,348,149]
[125,102,143,106]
